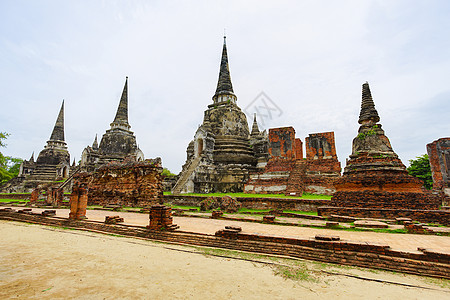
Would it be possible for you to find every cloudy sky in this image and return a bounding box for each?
[1,0,449,173]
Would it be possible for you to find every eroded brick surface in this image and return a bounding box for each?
[427,138,450,205]
[246,129,341,195]
[268,127,297,159]
[73,159,163,207]
[305,132,337,160]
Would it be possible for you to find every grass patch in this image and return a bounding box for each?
[238,208,271,213]
[0,193,31,195]
[164,192,331,200]
[345,226,408,234]
[86,205,104,210]
[199,247,318,282]
[164,204,200,211]
[0,199,29,203]
[283,210,318,216]
[422,276,450,289]
[273,265,317,282]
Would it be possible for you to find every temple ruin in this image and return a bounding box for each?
[244,127,341,195]
[80,77,144,172]
[1,101,72,193]
[427,137,450,205]
[172,38,342,195]
[172,37,258,193]
[319,82,444,223]
[73,158,163,207]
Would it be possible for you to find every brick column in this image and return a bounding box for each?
[30,189,39,203]
[76,188,88,219]
[68,187,88,220]
[148,205,177,230]
[46,188,54,205]
[69,188,79,220]
[54,189,64,206]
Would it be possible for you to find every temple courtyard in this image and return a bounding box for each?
[1,220,449,299]
[2,206,449,253]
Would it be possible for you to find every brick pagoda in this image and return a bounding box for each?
[326,82,440,211]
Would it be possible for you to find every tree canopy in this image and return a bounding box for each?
[0,132,23,185]
[407,154,433,190]
[161,168,176,178]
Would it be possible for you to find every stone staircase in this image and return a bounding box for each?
[172,156,202,194]
[286,160,306,195]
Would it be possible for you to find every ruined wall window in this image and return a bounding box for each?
[197,139,204,157]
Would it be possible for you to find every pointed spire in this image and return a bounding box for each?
[49,100,65,141]
[111,77,130,129]
[92,134,99,150]
[358,82,380,124]
[214,36,234,97]
[72,158,76,166]
[251,113,260,136]
[30,152,34,162]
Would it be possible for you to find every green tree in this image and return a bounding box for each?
[0,132,9,148]
[407,154,433,190]
[0,132,23,185]
[161,168,176,178]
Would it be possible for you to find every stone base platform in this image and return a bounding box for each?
[318,206,450,226]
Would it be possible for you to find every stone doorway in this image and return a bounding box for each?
[62,166,69,178]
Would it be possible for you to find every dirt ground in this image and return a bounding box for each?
[0,221,449,300]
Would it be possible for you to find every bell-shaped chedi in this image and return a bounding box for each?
[80,77,144,172]
[1,100,72,193]
[35,100,71,172]
[331,82,439,210]
[173,36,257,194]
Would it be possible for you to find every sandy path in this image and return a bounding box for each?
[0,221,448,299]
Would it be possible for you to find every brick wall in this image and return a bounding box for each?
[306,158,341,175]
[246,129,341,196]
[268,127,297,159]
[331,190,440,210]
[427,138,450,206]
[427,138,450,188]
[0,193,31,200]
[294,138,303,159]
[305,132,338,160]
[74,159,163,207]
